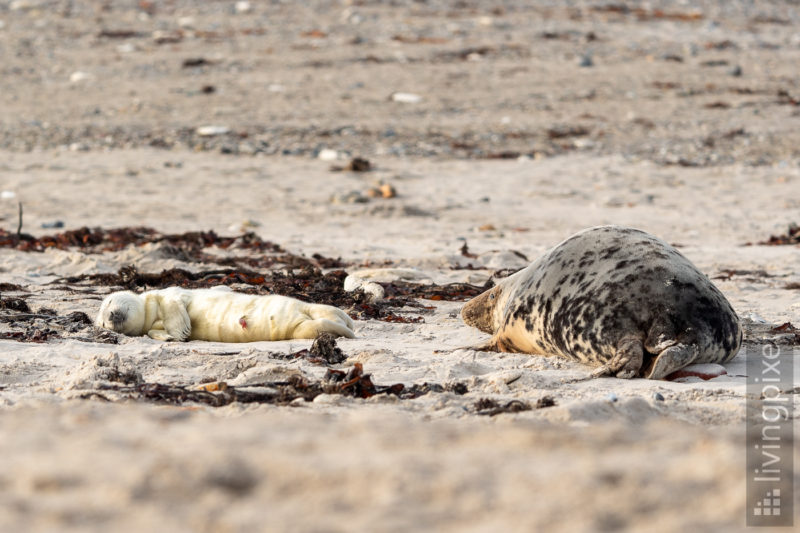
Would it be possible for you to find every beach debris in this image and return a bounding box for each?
[365,183,396,199]
[286,333,348,365]
[712,268,772,281]
[768,322,800,344]
[757,223,800,245]
[98,29,143,39]
[652,392,665,401]
[152,30,183,44]
[536,396,556,408]
[300,29,327,39]
[606,393,619,403]
[0,302,115,343]
[182,57,213,68]
[474,396,555,415]
[579,53,593,67]
[391,92,422,104]
[1,191,16,200]
[81,363,464,406]
[460,241,478,259]
[591,5,703,22]
[41,220,64,229]
[330,157,372,172]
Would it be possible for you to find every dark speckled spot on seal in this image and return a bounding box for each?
[600,246,621,259]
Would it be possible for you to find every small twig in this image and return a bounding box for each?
[16,202,22,238]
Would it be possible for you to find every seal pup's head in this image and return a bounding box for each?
[95,291,146,336]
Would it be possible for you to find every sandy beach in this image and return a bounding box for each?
[1,1,799,531]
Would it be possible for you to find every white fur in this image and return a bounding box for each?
[95,287,355,342]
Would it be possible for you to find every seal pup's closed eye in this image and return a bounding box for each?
[95,287,355,342]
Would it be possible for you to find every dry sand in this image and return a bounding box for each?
[1,1,800,532]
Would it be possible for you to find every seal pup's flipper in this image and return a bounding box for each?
[293,318,355,339]
[147,295,191,341]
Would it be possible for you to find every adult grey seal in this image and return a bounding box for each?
[461,226,742,379]
[96,286,355,342]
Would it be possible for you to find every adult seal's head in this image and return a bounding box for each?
[95,291,146,336]
[461,226,743,379]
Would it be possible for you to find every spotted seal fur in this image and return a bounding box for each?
[461,226,742,379]
[96,286,355,342]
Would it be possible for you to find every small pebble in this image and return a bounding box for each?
[196,125,230,137]
[579,54,594,67]
[729,65,742,77]
[317,148,344,161]
[1,190,16,200]
[606,393,618,403]
[235,1,251,13]
[392,92,422,104]
[69,71,91,83]
[652,392,665,401]
[41,220,64,229]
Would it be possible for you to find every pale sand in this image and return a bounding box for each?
[2,0,800,530]
[1,150,799,532]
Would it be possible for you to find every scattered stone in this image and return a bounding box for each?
[343,274,385,302]
[40,220,64,229]
[330,191,369,204]
[177,16,195,28]
[1,190,16,200]
[652,392,665,401]
[729,65,743,77]
[391,92,422,104]
[152,30,183,44]
[196,125,230,137]
[234,1,252,14]
[69,71,92,83]
[317,148,347,161]
[606,393,618,403]
[579,53,594,67]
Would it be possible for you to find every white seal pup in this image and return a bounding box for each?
[95,286,355,342]
[461,226,742,379]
